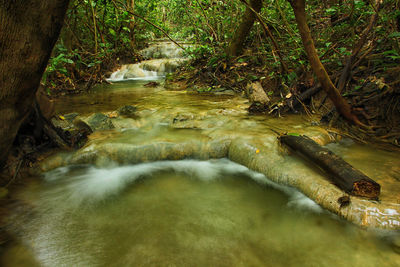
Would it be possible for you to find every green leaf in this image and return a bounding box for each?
[388,32,400,38]
[109,28,116,37]
[247,75,258,81]
[59,68,68,75]
[208,56,219,66]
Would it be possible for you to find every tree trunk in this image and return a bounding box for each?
[288,0,363,126]
[128,0,136,50]
[227,0,262,57]
[0,0,70,168]
[280,134,380,199]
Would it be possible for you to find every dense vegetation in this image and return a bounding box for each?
[43,0,399,148]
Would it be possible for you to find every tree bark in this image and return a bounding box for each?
[128,0,136,50]
[288,0,363,126]
[227,0,263,57]
[280,134,380,199]
[0,0,70,168]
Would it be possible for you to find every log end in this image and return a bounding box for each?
[352,179,381,200]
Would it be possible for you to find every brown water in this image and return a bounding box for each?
[3,159,400,267]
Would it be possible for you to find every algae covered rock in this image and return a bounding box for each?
[117,105,137,118]
[63,113,79,122]
[87,113,115,131]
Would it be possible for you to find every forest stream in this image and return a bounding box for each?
[2,42,400,266]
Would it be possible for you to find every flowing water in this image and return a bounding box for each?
[107,41,190,82]
[2,42,400,266]
[3,159,400,267]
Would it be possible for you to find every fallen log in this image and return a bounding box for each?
[279,134,380,199]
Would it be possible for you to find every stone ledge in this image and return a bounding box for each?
[38,133,400,230]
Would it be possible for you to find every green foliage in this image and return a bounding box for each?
[44,0,400,98]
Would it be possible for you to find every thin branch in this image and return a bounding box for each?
[239,0,288,73]
[194,0,219,42]
[6,159,23,188]
[337,1,380,92]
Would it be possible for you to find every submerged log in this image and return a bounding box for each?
[279,134,380,199]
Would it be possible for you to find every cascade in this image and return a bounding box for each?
[107,41,190,82]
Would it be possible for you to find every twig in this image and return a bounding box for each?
[194,0,219,42]
[239,0,289,73]
[6,159,23,188]
[337,1,380,92]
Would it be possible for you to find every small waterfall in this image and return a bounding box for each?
[107,41,189,82]
[140,41,189,59]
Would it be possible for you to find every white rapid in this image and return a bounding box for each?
[107,41,190,82]
[40,159,322,212]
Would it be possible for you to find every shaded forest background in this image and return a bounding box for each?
[0,0,397,172]
[41,0,400,150]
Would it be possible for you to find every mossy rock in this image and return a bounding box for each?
[117,105,137,118]
[87,113,115,131]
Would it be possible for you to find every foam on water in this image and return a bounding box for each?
[107,65,161,82]
[5,159,400,267]
[107,41,189,82]
[43,159,322,212]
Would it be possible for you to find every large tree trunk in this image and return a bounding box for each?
[0,0,70,168]
[227,0,262,57]
[288,0,363,126]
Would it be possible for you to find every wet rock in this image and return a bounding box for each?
[87,113,115,131]
[63,113,79,123]
[248,102,269,114]
[246,82,270,114]
[140,59,186,74]
[144,81,159,87]
[73,119,93,133]
[51,117,74,131]
[173,114,195,124]
[117,105,137,118]
[246,81,270,104]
